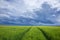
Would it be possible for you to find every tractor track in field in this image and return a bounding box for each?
[16,27,31,40]
[37,27,51,40]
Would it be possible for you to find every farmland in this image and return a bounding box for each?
[0,25,60,40]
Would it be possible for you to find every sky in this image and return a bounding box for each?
[0,0,60,25]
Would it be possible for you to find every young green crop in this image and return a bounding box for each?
[0,26,30,40]
[39,26,60,40]
[22,27,46,40]
[0,25,60,40]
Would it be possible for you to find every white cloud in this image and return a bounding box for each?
[46,0,60,9]
[0,0,60,25]
[56,15,60,23]
[0,14,10,18]
[23,0,60,10]
[24,0,45,9]
[0,0,60,18]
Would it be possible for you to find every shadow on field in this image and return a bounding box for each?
[15,27,31,40]
[37,27,52,40]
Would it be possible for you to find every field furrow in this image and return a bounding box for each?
[0,26,30,40]
[0,26,60,40]
[19,27,31,40]
[37,27,51,40]
[22,27,46,40]
[39,26,60,40]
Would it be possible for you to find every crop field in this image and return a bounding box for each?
[0,25,60,40]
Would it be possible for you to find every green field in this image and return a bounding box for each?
[0,26,60,40]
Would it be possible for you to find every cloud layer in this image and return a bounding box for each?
[0,0,60,25]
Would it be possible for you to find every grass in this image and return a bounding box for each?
[0,25,60,40]
[39,26,60,40]
[22,27,46,40]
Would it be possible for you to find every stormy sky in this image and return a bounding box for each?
[0,0,60,25]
